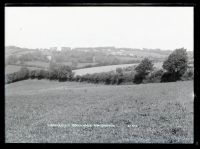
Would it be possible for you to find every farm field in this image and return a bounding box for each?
[73,63,139,76]
[76,62,98,68]
[5,80,193,143]
[73,62,163,76]
[5,65,42,75]
[5,61,163,76]
[25,61,49,68]
[59,62,98,68]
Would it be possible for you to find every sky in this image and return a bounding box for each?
[5,7,193,51]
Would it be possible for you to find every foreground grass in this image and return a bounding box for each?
[5,80,193,143]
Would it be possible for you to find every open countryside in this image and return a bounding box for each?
[5,46,194,143]
[5,80,193,143]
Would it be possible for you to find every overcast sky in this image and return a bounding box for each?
[5,7,193,51]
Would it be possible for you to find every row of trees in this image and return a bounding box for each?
[5,48,193,84]
[5,63,74,84]
[72,48,193,84]
[133,48,191,83]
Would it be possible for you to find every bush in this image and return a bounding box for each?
[143,69,164,83]
[18,67,29,79]
[109,73,118,84]
[133,73,144,84]
[116,75,124,85]
[57,65,73,81]
[161,72,179,82]
[30,69,49,80]
[48,62,59,80]
[48,62,73,81]
[6,67,30,84]
[76,70,136,85]
[122,72,135,83]
[116,68,123,75]
[181,68,194,81]
[6,73,18,84]
[39,69,49,79]
[29,70,37,79]
[75,75,81,82]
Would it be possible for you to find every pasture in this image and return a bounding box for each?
[5,65,42,75]
[73,63,139,76]
[73,62,163,76]
[5,80,193,143]
[25,61,49,68]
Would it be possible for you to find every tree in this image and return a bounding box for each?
[135,58,154,77]
[134,58,154,84]
[162,48,188,81]
[57,65,73,81]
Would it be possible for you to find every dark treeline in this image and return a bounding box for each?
[5,64,193,85]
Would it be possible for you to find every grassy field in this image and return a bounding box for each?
[5,65,42,75]
[5,60,163,76]
[76,62,98,68]
[73,63,139,76]
[73,62,163,76]
[25,61,49,68]
[5,80,193,143]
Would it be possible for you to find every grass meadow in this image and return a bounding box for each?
[5,80,193,143]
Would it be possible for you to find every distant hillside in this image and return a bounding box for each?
[5,46,193,58]
[5,46,193,70]
[5,46,39,57]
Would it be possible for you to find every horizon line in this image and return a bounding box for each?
[5,45,193,52]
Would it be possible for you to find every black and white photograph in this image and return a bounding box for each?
[4,4,195,143]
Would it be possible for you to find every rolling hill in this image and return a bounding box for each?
[5,80,193,143]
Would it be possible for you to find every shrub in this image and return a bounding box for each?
[39,69,49,79]
[30,69,49,80]
[18,67,29,79]
[110,73,118,84]
[75,75,81,82]
[116,75,124,85]
[105,73,112,85]
[57,65,73,81]
[133,73,144,84]
[6,73,17,84]
[122,72,135,83]
[161,72,178,82]
[181,68,194,81]
[6,67,29,84]
[48,62,59,80]
[143,69,164,83]
[116,68,123,75]
[29,70,37,79]
[48,62,73,81]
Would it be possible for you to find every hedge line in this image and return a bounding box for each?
[5,66,194,85]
